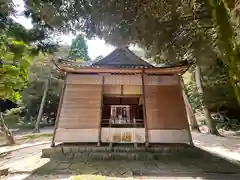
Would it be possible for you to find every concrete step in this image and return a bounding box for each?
[42,144,203,160]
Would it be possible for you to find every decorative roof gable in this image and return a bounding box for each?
[91,47,153,68]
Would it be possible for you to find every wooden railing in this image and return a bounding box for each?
[101,118,144,128]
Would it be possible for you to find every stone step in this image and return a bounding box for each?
[48,143,193,152]
[63,146,191,153]
[42,144,203,160]
[43,151,203,160]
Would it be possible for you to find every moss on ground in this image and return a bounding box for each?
[20,133,53,140]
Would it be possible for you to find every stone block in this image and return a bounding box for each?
[42,148,54,158]
[42,147,63,158]
[70,146,79,153]
[62,146,72,154]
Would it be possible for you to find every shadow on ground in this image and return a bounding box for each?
[18,148,240,180]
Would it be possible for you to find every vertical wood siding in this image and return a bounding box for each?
[104,75,142,85]
[66,74,102,84]
[145,84,189,130]
[57,84,102,129]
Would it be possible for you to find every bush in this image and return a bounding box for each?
[3,107,25,128]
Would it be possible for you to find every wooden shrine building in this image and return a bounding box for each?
[52,47,192,147]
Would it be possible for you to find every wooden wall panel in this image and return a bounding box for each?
[145,84,189,130]
[123,85,142,95]
[104,75,142,85]
[55,129,99,142]
[103,85,121,94]
[66,74,102,85]
[101,128,145,143]
[58,84,102,129]
[148,129,190,143]
[144,75,179,85]
[103,97,139,105]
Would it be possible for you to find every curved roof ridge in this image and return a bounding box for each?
[91,47,153,67]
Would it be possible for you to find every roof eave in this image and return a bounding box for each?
[56,63,190,75]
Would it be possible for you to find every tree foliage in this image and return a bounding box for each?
[22,54,64,122]
[69,34,89,61]
[0,29,32,144]
[1,0,240,134]
[21,1,240,101]
[0,33,31,102]
[210,0,240,104]
[23,0,210,46]
[0,0,61,142]
[185,60,237,113]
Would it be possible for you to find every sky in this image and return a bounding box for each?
[12,0,115,60]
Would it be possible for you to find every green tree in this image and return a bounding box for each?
[18,0,240,134]
[210,0,240,104]
[69,34,90,61]
[22,54,64,132]
[0,32,31,144]
[0,1,58,141]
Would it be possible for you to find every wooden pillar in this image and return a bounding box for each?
[121,85,123,96]
[179,77,194,146]
[97,75,104,146]
[180,77,199,130]
[126,106,130,123]
[109,109,113,150]
[51,74,67,147]
[133,117,138,148]
[141,70,149,147]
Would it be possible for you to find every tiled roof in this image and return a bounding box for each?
[91,47,154,68]
[54,47,192,74]
[56,59,152,69]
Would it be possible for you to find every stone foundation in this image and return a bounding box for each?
[42,143,202,160]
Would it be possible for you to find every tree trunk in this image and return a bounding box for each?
[195,66,220,135]
[211,0,240,104]
[180,78,200,132]
[0,112,15,145]
[33,79,49,133]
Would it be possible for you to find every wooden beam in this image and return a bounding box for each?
[57,64,189,75]
[97,76,104,146]
[141,70,149,147]
[103,94,141,98]
[51,73,67,147]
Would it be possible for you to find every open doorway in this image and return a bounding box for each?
[101,96,144,128]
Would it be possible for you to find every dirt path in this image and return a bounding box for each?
[0,144,49,166]
[1,144,50,180]
[192,131,240,165]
